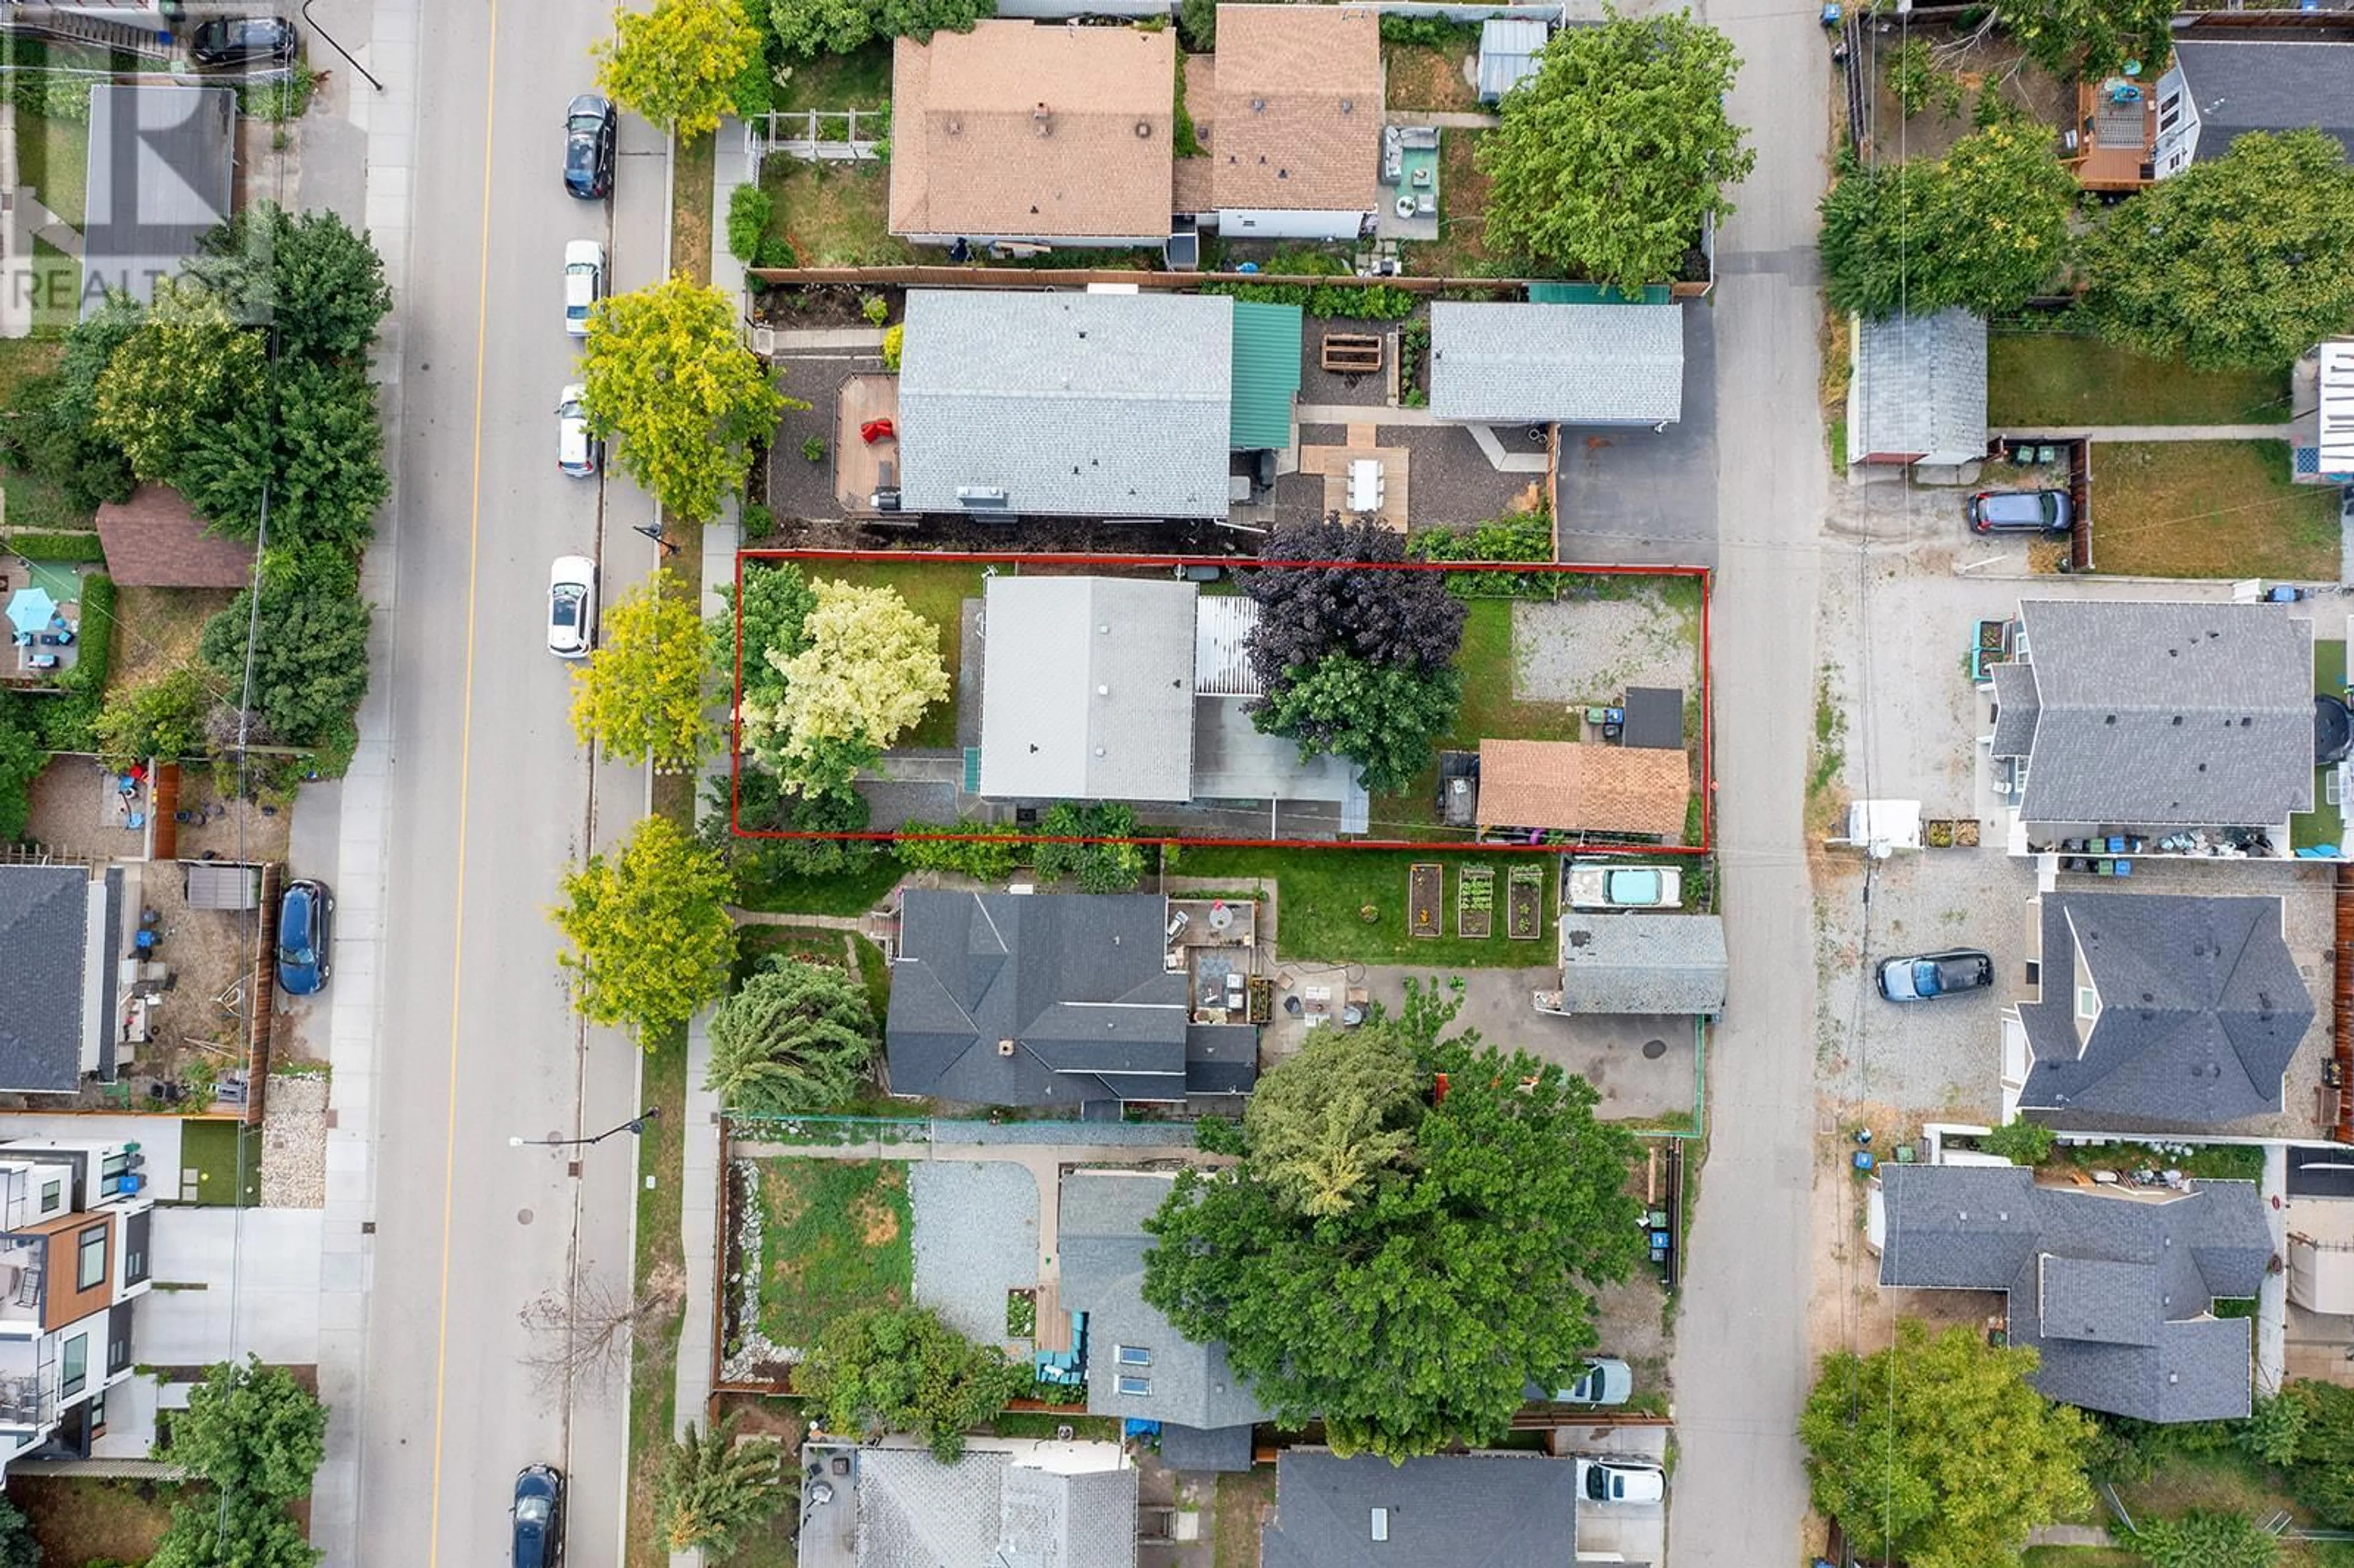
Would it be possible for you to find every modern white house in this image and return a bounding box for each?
[2149,38,2354,180]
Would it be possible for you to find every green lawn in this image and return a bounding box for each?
[177,1118,261,1206]
[988,1412,1120,1442]
[1988,334,2291,427]
[735,849,907,919]
[2300,638,2348,851]
[2021,1551,2142,1568]
[772,40,893,114]
[16,110,88,229]
[754,1159,912,1350]
[2116,1448,2305,1529]
[851,933,891,1027]
[2090,441,2339,580]
[763,158,911,268]
[794,558,986,749]
[1175,847,1556,968]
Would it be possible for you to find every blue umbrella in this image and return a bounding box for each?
[5,587,58,637]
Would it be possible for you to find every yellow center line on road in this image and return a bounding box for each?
[426,1,501,1560]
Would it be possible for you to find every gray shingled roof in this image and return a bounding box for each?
[1850,308,1986,467]
[1557,914,1727,1015]
[1059,1170,1272,1431]
[1429,302,1683,425]
[897,290,1234,518]
[2016,892,2312,1127]
[1878,1165,2270,1422]
[82,84,235,315]
[1990,661,2040,756]
[0,866,99,1094]
[2172,40,2354,166]
[1996,601,2314,829]
[977,577,1198,801]
[886,891,1190,1108]
[1260,1451,1579,1568]
[1156,1421,1257,1472]
[853,1448,1138,1568]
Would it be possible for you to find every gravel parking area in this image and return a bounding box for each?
[1511,593,1699,707]
[260,1071,327,1208]
[910,1160,1041,1349]
[1391,425,1541,526]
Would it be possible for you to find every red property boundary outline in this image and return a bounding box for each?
[729,550,1715,856]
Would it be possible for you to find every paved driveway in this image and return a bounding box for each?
[1555,303,1721,569]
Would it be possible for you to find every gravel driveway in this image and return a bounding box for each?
[910,1160,1040,1349]
[1512,592,1701,708]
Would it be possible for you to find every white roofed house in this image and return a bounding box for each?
[894,291,1234,520]
[1428,302,1685,428]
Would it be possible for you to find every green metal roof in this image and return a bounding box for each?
[1228,300,1304,451]
[1526,282,1671,305]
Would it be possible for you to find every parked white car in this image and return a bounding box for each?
[557,385,599,478]
[547,555,597,659]
[1566,863,1683,910]
[1528,1357,1634,1406]
[1579,1459,1665,1506]
[563,239,604,337]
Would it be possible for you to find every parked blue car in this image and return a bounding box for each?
[275,878,333,996]
[1875,948,1992,1003]
[513,1465,563,1568]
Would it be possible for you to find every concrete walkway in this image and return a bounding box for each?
[728,907,866,931]
[1385,109,1499,129]
[712,116,750,308]
[2025,1526,2117,1547]
[772,326,888,351]
[1992,424,2297,442]
[1293,405,1550,474]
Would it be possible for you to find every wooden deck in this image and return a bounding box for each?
[834,372,900,517]
[1031,1277,1068,1352]
[2070,80,2155,192]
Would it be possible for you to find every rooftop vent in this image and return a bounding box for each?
[945,118,962,135]
[1135,120,1152,137]
[1034,103,1053,136]
[1251,98,1266,112]
[997,1039,1018,1056]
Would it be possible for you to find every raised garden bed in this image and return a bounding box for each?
[1507,865,1543,940]
[1007,1288,1037,1339]
[1457,866,1493,938]
[1409,862,1443,938]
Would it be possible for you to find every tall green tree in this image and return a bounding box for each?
[742,579,946,790]
[2075,129,2354,371]
[170,1356,330,1502]
[657,1417,791,1554]
[580,276,796,523]
[797,1307,1029,1461]
[570,573,718,771]
[554,814,738,1043]
[715,560,818,706]
[1819,118,2077,319]
[93,278,264,484]
[1143,985,1644,1460]
[199,550,371,747]
[180,357,389,548]
[1479,9,1754,286]
[1999,0,2174,80]
[1241,1026,1419,1219]
[763,0,991,58]
[0,292,140,510]
[596,0,762,139]
[1800,1319,2095,1568]
[0,692,45,844]
[1254,653,1459,797]
[704,954,878,1113]
[92,667,216,768]
[186,201,394,364]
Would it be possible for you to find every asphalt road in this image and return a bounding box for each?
[356,2,675,1561]
[1664,0,1832,1559]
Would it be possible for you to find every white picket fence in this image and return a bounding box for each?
[752,109,883,166]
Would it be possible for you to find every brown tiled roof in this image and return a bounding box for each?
[93,485,253,588]
[889,21,1176,243]
[1476,740,1689,838]
[1209,4,1382,214]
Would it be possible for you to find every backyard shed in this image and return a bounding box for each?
[1476,738,1689,840]
[1621,687,1685,752]
[1556,913,1727,1016]
[183,861,264,911]
[94,486,255,589]
[1429,302,1684,426]
[1848,308,1987,468]
[1477,17,1548,104]
[82,83,235,315]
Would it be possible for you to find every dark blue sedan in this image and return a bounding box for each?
[275,878,333,996]
[513,1465,563,1568]
[563,95,615,200]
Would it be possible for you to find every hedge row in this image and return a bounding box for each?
[4,530,106,563]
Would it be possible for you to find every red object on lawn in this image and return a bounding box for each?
[860,418,896,444]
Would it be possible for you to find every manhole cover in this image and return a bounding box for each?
[1641,1038,1669,1060]
[517,1208,534,1225]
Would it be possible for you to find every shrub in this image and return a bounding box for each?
[1378,15,1476,49]
[1983,1116,2056,1166]
[2132,1512,2277,1568]
[1177,0,1216,50]
[741,500,775,539]
[895,820,1020,881]
[801,435,826,463]
[726,183,774,266]
[882,322,904,372]
[1031,802,1148,892]
[754,234,798,270]
[1888,39,1933,118]
[2,530,105,563]
[861,295,889,325]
